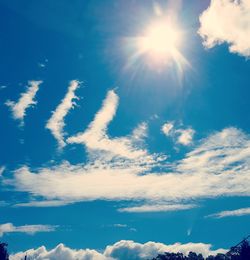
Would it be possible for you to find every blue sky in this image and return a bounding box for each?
[0,0,250,259]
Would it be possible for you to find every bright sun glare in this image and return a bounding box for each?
[138,21,181,59]
[125,13,190,77]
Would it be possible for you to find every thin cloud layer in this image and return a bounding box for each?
[46,80,80,148]
[0,223,57,237]
[5,81,42,124]
[10,240,227,260]
[206,207,250,218]
[6,127,250,209]
[198,0,250,57]
[118,203,197,213]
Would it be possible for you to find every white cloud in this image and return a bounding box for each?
[176,128,195,146]
[161,122,174,136]
[46,80,80,148]
[206,207,250,218]
[0,223,57,237]
[14,200,73,208]
[67,90,151,161]
[118,203,197,213]
[7,127,250,207]
[3,124,250,210]
[198,0,250,57]
[4,90,250,211]
[10,244,106,260]
[10,240,227,260]
[113,224,128,228]
[161,122,195,146]
[5,81,42,124]
[0,166,5,176]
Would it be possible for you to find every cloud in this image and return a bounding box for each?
[0,166,5,176]
[161,122,174,136]
[67,90,152,161]
[161,122,195,146]
[0,223,57,237]
[14,200,73,208]
[46,80,80,148]
[10,244,106,260]
[10,240,227,260]
[5,81,42,124]
[198,0,250,57]
[6,127,250,208]
[176,128,195,146]
[113,224,128,228]
[206,207,250,218]
[3,90,250,210]
[118,203,197,213]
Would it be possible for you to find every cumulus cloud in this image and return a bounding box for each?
[0,223,57,237]
[118,203,197,213]
[10,240,227,260]
[5,81,42,124]
[206,207,250,218]
[161,122,195,146]
[46,80,80,148]
[10,244,106,260]
[198,0,250,57]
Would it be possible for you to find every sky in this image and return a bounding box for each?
[0,0,250,259]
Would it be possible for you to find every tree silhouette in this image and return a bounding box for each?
[152,236,250,260]
[0,242,9,260]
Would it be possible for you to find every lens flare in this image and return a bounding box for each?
[123,12,190,81]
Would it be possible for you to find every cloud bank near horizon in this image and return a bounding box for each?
[10,240,227,260]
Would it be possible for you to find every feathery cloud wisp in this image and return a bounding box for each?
[46,80,80,148]
[67,90,151,161]
[8,127,250,208]
[0,223,57,237]
[206,207,250,218]
[118,203,197,213]
[5,81,42,124]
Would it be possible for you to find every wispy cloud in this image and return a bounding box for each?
[0,223,57,237]
[0,166,5,176]
[67,90,157,165]
[161,121,195,146]
[113,224,128,228]
[198,0,250,57]
[118,203,197,213]
[46,80,80,148]
[161,122,174,136]
[206,207,250,219]
[4,91,250,210]
[10,240,227,260]
[5,81,42,125]
[176,128,195,146]
[14,200,73,208]
[7,127,250,208]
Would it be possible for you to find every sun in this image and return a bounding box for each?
[138,20,182,59]
[124,16,189,76]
